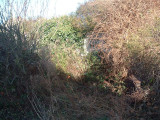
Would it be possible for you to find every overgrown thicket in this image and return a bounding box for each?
[0,0,46,119]
[76,0,160,119]
[1,0,160,120]
[77,0,160,80]
[0,14,38,120]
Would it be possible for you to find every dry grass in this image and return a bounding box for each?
[29,63,133,120]
[25,46,132,119]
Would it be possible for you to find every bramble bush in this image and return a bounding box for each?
[38,15,96,79]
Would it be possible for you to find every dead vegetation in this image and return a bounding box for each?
[1,0,160,119]
[75,0,160,119]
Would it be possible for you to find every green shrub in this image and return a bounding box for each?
[40,16,82,46]
[38,15,95,78]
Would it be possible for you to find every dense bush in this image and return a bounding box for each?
[1,0,160,119]
[76,0,160,88]
[38,15,96,79]
[76,0,160,118]
[0,19,39,119]
[40,16,88,45]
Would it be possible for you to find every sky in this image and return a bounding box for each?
[0,0,89,19]
[47,0,89,18]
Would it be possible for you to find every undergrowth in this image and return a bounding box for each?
[1,0,160,120]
